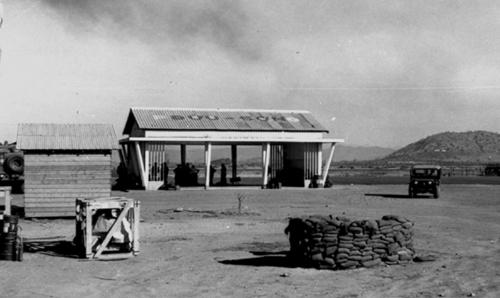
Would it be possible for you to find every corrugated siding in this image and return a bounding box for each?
[23,154,112,218]
[127,108,328,133]
[17,123,119,150]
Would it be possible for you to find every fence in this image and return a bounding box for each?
[443,166,489,177]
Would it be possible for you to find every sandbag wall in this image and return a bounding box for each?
[285,215,415,270]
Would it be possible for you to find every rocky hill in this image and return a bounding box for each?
[383,131,500,163]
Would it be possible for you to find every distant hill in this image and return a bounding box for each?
[383,131,500,163]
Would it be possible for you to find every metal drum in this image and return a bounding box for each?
[0,215,19,261]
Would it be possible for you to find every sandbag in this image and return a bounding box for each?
[285,214,416,270]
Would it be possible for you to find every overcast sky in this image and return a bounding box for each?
[1,0,500,148]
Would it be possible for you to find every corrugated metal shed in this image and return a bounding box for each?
[123,108,328,134]
[18,123,118,218]
[17,123,119,150]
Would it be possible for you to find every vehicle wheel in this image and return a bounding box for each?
[434,186,440,199]
[3,153,24,175]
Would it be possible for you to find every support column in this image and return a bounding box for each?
[321,142,336,187]
[317,143,323,177]
[262,142,271,188]
[120,144,128,163]
[180,144,186,166]
[231,145,237,181]
[317,143,323,188]
[135,142,147,189]
[145,143,150,186]
[204,142,212,189]
[128,144,139,177]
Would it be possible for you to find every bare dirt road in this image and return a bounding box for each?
[1,184,499,298]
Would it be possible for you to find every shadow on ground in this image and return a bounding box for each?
[365,193,434,199]
[218,250,301,268]
[0,205,25,217]
[24,239,81,259]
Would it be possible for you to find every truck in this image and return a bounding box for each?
[0,142,24,193]
[408,165,441,199]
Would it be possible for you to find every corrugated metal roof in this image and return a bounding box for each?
[17,123,119,150]
[412,165,442,170]
[123,108,329,134]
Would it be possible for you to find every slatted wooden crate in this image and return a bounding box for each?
[0,186,12,221]
[75,197,140,260]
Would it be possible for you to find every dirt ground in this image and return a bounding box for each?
[1,184,500,298]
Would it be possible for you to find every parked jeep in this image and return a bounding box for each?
[408,165,441,198]
[0,143,24,180]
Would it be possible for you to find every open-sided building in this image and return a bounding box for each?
[120,108,344,190]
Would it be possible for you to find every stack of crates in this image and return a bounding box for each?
[75,197,140,260]
[0,187,21,261]
[0,186,12,221]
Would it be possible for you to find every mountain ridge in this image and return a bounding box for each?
[383,130,500,163]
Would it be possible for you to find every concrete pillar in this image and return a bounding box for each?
[204,142,212,189]
[135,142,147,189]
[321,142,336,187]
[262,142,270,188]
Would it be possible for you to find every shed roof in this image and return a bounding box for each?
[17,123,119,150]
[123,108,329,135]
[411,165,442,170]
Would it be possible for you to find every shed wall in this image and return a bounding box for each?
[24,153,112,218]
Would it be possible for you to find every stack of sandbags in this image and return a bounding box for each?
[285,214,415,270]
[285,215,349,269]
[374,215,415,265]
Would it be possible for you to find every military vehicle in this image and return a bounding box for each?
[0,142,24,193]
[408,165,441,198]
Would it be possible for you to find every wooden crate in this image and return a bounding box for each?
[75,197,140,260]
[0,186,12,221]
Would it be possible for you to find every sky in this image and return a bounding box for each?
[1,0,500,148]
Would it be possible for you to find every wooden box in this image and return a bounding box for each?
[0,187,12,221]
[75,197,140,260]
